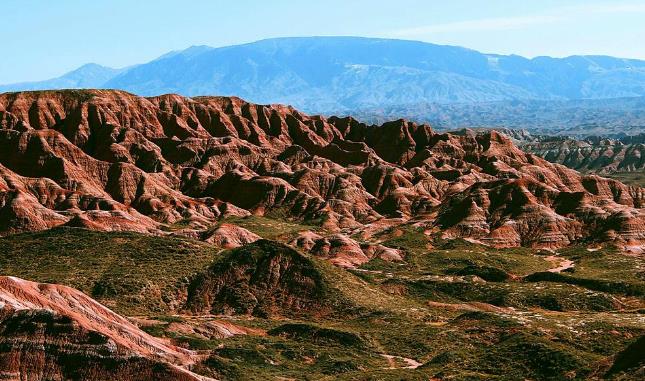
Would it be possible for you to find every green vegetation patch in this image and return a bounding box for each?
[268,323,368,349]
[445,264,510,282]
[524,272,645,297]
[0,227,219,314]
[368,226,551,278]
[221,215,318,241]
[606,172,645,187]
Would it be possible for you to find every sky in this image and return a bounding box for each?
[2,0,645,83]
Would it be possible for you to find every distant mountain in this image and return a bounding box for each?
[343,97,645,135]
[2,37,645,116]
[0,63,125,92]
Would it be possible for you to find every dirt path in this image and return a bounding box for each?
[380,354,423,369]
[427,301,514,314]
[545,255,575,273]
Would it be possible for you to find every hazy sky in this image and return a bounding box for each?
[3,0,645,83]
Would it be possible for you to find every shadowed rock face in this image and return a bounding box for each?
[606,335,645,378]
[0,276,211,381]
[0,90,643,251]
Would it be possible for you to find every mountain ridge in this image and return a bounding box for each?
[0,63,126,93]
[0,89,642,254]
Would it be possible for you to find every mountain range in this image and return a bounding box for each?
[2,37,645,118]
[345,97,645,133]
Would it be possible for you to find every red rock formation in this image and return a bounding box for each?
[0,276,211,381]
[290,231,403,268]
[0,90,643,251]
[203,223,260,248]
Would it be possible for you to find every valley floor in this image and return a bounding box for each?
[0,222,643,380]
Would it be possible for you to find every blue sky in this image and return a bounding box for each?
[2,0,645,83]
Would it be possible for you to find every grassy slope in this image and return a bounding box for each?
[0,227,219,314]
[605,172,645,187]
[221,215,319,241]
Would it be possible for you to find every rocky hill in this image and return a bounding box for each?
[0,276,211,381]
[0,90,643,253]
[521,134,645,174]
[186,240,336,317]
